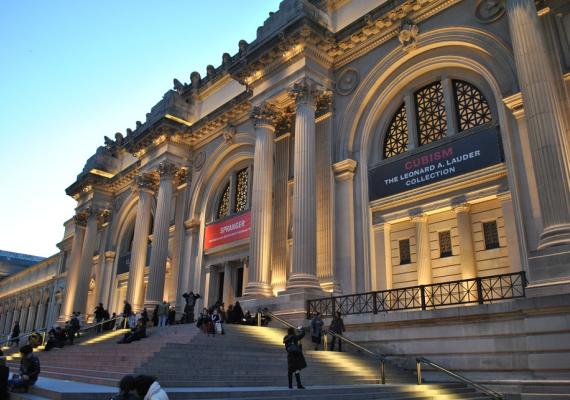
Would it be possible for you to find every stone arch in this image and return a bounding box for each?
[334,27,521,291]
[336,26,518,162]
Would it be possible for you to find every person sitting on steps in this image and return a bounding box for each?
[8,345,40,393]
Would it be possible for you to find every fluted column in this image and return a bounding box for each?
[223,263,234,305]
[4,308,13,335]
[11,308,20,331]
[60,212,87,321]
[73,208,100,315]
[145,161,177,307]
[94,210,112,307]
[126,173,157,312]
[98,251,116,308]
[0,313,5,336]
[507,0,570,248]
[411,214,432,285]
[26,304,36,332]
[454,203,477,280]
[169,169,190,309]
[179,219,200,295]
[498,192,523,273]
[244,103,277,297]
[35,299,45,329]
[333,159,358,294]
[287,78,321,290]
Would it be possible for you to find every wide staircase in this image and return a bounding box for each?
[6,323,499,400]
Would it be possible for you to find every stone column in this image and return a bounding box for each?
[179,219,200,295]
[99,251,116,309]
[454,203,477,280]
[35,299,45,329]
[60,212,87,320]
[126,173,157,312]
[411,214,432,285]
[94,210,112,308]
[373,222,393,291]
[11,308,20,331]
[73,208,100,315]
[244,103,276,297]
[4,308,13,335]
[169,169,190,310]
[222,263,234,306]
[287,78,321,290]
[0,313,5,336]
[26,304,37,332]
[499,192,523,273]
[145,161,177,308]
[507,0,570,248]
[333,159,358,294]
[442,77,458,136]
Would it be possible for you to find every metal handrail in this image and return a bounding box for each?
[416,357,503,399]
[0,328,47,348]
[79,315,126,334]
[260,308,387,384]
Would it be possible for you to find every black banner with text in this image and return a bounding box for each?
[368,127,504,201]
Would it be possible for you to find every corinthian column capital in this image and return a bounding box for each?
[250,102,280,129]
[134,173,159,193]
[73,211,89,227]
[453,202,471,214]
[410,212,428,224]
[97,209,112,227]
[157,161,178,179]
[288,78,321,107]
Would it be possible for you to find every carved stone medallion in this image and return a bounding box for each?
[194,151,206,171]
[336,68,359,96]
[475,0,506,24]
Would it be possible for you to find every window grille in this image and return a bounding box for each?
[453,80,492,132]
[235,168,249,213]
[438,231,452,258]
[217,183,231,220]
[483,221,500,250]
[415,81,447,145]
[383,103,408,158]
[399,239,411,265]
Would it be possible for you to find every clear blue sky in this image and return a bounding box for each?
[0,0,281,257]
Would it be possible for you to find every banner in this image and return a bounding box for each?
[204,211,251,250]
[368,127,504,201]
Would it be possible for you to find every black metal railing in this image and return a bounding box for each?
[416,357,503,399]
[307,271,526,318]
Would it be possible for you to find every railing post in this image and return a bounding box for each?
[373,293,378,314]
[416,359,422,385]
[331,296,337,318]
[323,333,328,351]
[257,312,262,327]
[380,359,385,384]
[476,277,484,304]
[420,286,426,310]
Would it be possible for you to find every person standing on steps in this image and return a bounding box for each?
[152,305,159,327]
[310,312,324,350]
[123,300,133,329]
[158,301,169,327]
[329,311,345,352]
[283,326,307,389]
[94,303,105,333]
[182,291,200,323]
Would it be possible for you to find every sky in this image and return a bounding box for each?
[0,0,282,258]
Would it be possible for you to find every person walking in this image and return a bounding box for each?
[10,321,20,348]
[111,375,138,400]
[328,311,345,352]
[158,301,169,327]
[310,312,324,350]
[283,326,307,389]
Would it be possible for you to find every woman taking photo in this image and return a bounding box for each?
[283,326,307,389]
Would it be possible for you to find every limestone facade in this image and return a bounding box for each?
[1,0,570,337]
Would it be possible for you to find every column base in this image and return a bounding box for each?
[286,273,322,291]
[528,243,570,283]
[538,224,570,250]
[143,300,161,310]
[243,282,274,298]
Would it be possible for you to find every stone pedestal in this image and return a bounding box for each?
[127,174,156,312]
[145,161,177,308]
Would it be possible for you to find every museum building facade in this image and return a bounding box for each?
[1,0,570,336]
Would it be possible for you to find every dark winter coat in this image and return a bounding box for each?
[283,328,307,372]
[20,353,40,384]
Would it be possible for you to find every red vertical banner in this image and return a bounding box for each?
[204,212,251,250]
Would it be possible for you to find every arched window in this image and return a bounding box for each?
[215,167,251,220]
[383,103,408,158]
[382,78,493,159]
